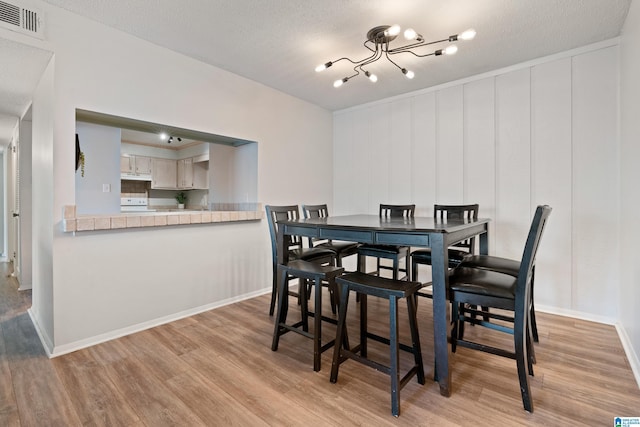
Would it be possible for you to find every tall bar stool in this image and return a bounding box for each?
[330,272,425,417]
[272,260,346,371]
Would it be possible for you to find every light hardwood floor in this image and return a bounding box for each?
[1,261,639,426]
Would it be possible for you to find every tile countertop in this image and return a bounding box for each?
[62,204,263,232]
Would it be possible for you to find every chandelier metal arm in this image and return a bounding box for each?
[387,37,451,54]
[359,46,384,69]
[384,50,404,72]
[356,48,384,76]
[330,43,379,68]
[389,49,438,59]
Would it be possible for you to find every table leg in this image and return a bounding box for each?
[479,227,489,255]
[430,233,451,396]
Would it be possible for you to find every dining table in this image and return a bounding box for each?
[276,213,490,397]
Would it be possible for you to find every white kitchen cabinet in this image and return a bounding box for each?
[135,156,152,174]
[192,160,209,189]
[120,155,134,174]
[151,158,177,189]
[177,158,194,189]
[121,155,152,175]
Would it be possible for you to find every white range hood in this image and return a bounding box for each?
[121,173,152,181]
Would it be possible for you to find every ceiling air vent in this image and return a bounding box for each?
[0,0,43,39]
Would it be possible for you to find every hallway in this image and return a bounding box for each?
[0,262,81,425]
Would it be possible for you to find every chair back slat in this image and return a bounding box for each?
[302,204,329,219]
[302,204,330,246]
[380,204,415,218]
[434,204,479,252]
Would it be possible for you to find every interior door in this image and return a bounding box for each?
[9,136,21,283]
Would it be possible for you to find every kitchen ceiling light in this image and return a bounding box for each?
[166,135,183,144]
[316,24,475,87]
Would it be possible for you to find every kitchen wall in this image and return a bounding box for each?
[75,122,121,215]
[31,4,333,354]
[335,40,619,322]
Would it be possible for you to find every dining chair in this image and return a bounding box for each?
[356,204,415,280]
[456,254,540,342]
[411,204,479,284]
[265,205,336,316]
[447,205,552,412]
[301,204,359,267]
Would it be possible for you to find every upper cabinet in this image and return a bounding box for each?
[121,155,152,177]
[151,158,178,189]
[135,156,152,175]
[151,156,208,190]
[192,158,209,190]
[120,155,134,174]
[177,158,194,189]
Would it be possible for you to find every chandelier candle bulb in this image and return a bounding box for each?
[315,61,332,72]
[333,78,346,88]
[444,45,458,55]
[385,24,401,37]
[402,68,415,79]
[316,24,475,87]
[459,28,477,41]
[404,28,417,40]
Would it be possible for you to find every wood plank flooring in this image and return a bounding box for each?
[1,261,639,426]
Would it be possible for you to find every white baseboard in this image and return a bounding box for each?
[28,308,54,358]
[537,304,640,389]
[535,304,617,325]
[615,323,640,389]
[46,287,270,358]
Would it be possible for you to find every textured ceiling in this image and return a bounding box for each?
[0,0,632,144]
[0,37,52,144]
[38,0,631,111]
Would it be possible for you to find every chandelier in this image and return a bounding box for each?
[315,24,476,88]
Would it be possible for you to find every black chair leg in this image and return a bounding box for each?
[411,259,418,282]
[515,330,534,412]
[407,295,425,385]
[330,283,350,384]
[451,302,459,353]
[389,295,400,416]
[272,269,291,351]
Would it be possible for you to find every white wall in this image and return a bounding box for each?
[209,143,233,202]
[620,1,640,384]
[334,40,620,322]
[32,4,333,353]
[31,56,55,350]
[18,117,33,289]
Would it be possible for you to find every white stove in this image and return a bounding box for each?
[121,197,155,212]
